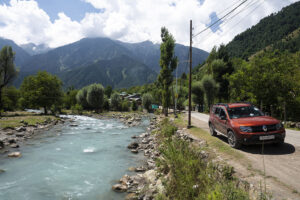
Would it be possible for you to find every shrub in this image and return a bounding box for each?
[142,93,153,112]
[111,93,121,111]
[71,104,83,114]
[121,100,130,112]
[132,100,138,111]
[86,83,104,112]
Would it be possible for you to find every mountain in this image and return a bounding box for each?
[60,55,157,89]
[117,40,209,75]
[0,38,31,67]
[225,1,300,59]
[21,37,133,74]
[20,43,51,55]
[17,37,208,88]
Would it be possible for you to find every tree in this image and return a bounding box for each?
[132,100,138,111]
[142,93,153,112]
[20,71,63,114]
[0,46,18,113]
[201,75,219,111]
[158,27,178,116]
[87,83,104,112]
[104,85,113,98]
[2,86,20,111]
[64,89,78,109]
[111,93,121,111]
[192,81,204,112]
[76,87,89,109]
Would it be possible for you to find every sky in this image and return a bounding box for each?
[0,0,298,52]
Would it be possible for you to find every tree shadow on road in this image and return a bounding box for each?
[215,135,295,155]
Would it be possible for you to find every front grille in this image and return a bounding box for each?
[251,124,277,132]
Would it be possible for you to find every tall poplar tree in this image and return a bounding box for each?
[0,46,18,114]
[158,27,178,116]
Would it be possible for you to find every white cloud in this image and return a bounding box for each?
[0,0,298,51]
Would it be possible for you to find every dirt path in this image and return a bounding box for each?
[189,112,300,200]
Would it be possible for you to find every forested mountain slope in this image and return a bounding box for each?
[225,1,300,59]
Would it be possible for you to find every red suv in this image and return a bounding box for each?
[209,103,285,148]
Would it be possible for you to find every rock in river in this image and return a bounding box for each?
[112,184,127,192]
[127,142,139,149]
[8,152,22,157]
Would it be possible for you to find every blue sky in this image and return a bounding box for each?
[0,0,298,51]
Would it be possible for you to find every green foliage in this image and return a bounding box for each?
[0,46,18,114]
[142,93,154,112]
[1,86,20,111]
[86,83,104,112]
[63,88,78,109]
[76,86,89,109]
[158,27,178,116]
[104,85,112,98]
[192,81,204,112]
[225,2,300,58]
[103,96,110,111]
[160,118,177,138]
[131,100,138,111]
[111,93,121,111]
[71,104,83,115]
[228,50,300,120]
[201,75,219,110]
[20,71,63,114]
[156,133,249,200]
[121,100,130,112]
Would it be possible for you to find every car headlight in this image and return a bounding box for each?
[240,126,252,132]
[276,123,283,130]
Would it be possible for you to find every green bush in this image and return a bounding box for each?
[121,100,130,112]
[132,100,138,111]
[71,104,83,114]
[156,119,250,200]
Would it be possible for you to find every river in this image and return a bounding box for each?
[0,115,148,200]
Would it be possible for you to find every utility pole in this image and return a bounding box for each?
[188,20,192,128]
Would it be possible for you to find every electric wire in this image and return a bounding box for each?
[193,0,248,38]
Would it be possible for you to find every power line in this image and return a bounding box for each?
[193,0,245,31]
[199,0,261,42]
[193,0,248,38]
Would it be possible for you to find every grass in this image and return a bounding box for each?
[154,118,250,200]
[174,114,246,162]
[0,112,58,129]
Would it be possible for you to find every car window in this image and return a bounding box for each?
[214,107,220,116]
[219,109,226,119]
[227,106,264,119]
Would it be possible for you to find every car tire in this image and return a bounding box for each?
[209,123,217,136]
[227,130,241,149]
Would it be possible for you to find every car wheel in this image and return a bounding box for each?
[227,130,241,149]
[209,123,217,136]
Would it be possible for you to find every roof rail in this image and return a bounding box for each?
[214,103,229,108]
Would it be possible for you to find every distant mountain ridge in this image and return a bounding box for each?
[0,37,209,89]
[225,1,300,58]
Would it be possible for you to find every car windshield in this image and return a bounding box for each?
[227,106,264,119]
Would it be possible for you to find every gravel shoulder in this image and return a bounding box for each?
[190,111,300,200]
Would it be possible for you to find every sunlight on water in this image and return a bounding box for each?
[0,115,148,200]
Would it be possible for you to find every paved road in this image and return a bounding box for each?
[191,111,300,199]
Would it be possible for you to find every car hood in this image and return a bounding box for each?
[231,116,280,126]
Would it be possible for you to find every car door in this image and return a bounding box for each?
[216,108,228,135]
[213,107,221,131]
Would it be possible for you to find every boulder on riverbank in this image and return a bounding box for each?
[127,142,139,149]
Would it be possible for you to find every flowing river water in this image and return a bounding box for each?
[0,115,149,200]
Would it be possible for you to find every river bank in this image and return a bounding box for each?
[113,115,257,200]
[0,115,68,157]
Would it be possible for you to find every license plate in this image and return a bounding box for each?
[259,135,275,140]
